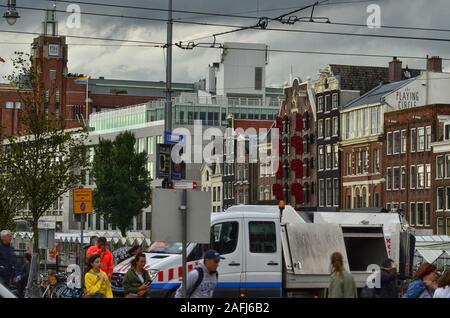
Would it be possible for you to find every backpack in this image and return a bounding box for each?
[186,267,219,298]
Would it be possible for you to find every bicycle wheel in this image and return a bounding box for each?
[51,283,66,298]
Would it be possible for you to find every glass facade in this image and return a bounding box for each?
[89,98,279,133]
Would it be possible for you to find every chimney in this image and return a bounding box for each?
[427,56,442,72]
[389,57,402,82]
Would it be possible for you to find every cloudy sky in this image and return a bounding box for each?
[1,0,450,86]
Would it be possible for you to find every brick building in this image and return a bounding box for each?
[431,116,450,235]
[384,104,450,235]
[273,78,317,210]
[313,63,415,210]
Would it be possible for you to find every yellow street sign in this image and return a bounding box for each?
[73,188,93,214]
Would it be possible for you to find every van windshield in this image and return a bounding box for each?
[149,242,182,254]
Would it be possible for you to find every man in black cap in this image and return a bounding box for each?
[175,249,224,298]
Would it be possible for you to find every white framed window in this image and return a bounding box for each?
[333,145,339,170]
[437,218,445,235]
[386,167,392,191]
[425,202,431,227]
[333,178,339,207]
[411,128,417,152]
[437,155,444,179]
[437,187,444,210]
[326,179,333,207]
[318,119,324,139]
[393,131,401,154]
[393,167,400,190]
[319,179,325,207]
[332,116,338,136]
[332,93,338,109]
[373,148,380,173]
[426,126,431,151]
[417,127,425,151]
[425,164,431,189]
[5,101,14,109]
[401,166,406,190]
[326,144,332,170]
[416,202,424,226]
[325,118,331,139]
[318,146,324,171]
[371,107,380,134]
[325,95,332,112]
[318,96,324,112]
[387,132,393,155]
[445,124,450,141]
[410,165,416,189]
[401,130,407,153]
[346,153,352,175]
[409,203,416,226]
[417,165,425,189]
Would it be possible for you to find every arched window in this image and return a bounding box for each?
[362,187,367,208]
[355,187,361,209]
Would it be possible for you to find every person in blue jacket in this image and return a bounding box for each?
[0,230,16,286]
[404,263,438,298]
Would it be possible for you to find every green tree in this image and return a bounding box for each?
[92,131,151,236]
[0,173,23,231]
[0,52,88,296]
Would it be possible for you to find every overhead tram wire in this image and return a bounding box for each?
[5,3,450,41]
[48,0,377,21]
[43,0,450,33]
[0,29,165,46]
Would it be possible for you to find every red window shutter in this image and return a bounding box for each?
[276,161,283,179]
[296,113,303,131]
[272,184,283,200]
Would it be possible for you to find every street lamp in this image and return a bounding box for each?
[3,0,20,26]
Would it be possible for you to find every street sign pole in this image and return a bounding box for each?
[80,213,84,288]
[180,189,187,297]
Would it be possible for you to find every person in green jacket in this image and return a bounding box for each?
[122,253,151,298]
[328,252,357,298]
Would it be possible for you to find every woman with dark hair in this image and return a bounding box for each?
[122,253,151,298]
[85,254,113,298]
[328,252,357,298]
[433,271,450,298]
[404,263,437,298]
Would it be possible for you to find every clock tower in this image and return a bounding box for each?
[30,6,68,122]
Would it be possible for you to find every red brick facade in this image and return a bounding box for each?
[383,104,450,235]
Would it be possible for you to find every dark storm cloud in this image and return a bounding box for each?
[1,0,450,84]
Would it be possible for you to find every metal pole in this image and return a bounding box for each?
[165,0,173,134]
[180,189,188,297]
[80,214,85,288]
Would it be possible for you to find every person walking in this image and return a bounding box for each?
[122,253,151,298]
[378,258,399,298]
[433,271,450,298]
[84,254,113,298]
[86,237,114,278]
[328,252,357,298]
[0,230,16,286]
[404,263,437,298]
[174,249,223,298]
[17,253,31,297]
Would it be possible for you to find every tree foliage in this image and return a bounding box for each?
[0,52,88,251]
[92,131,151,236]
